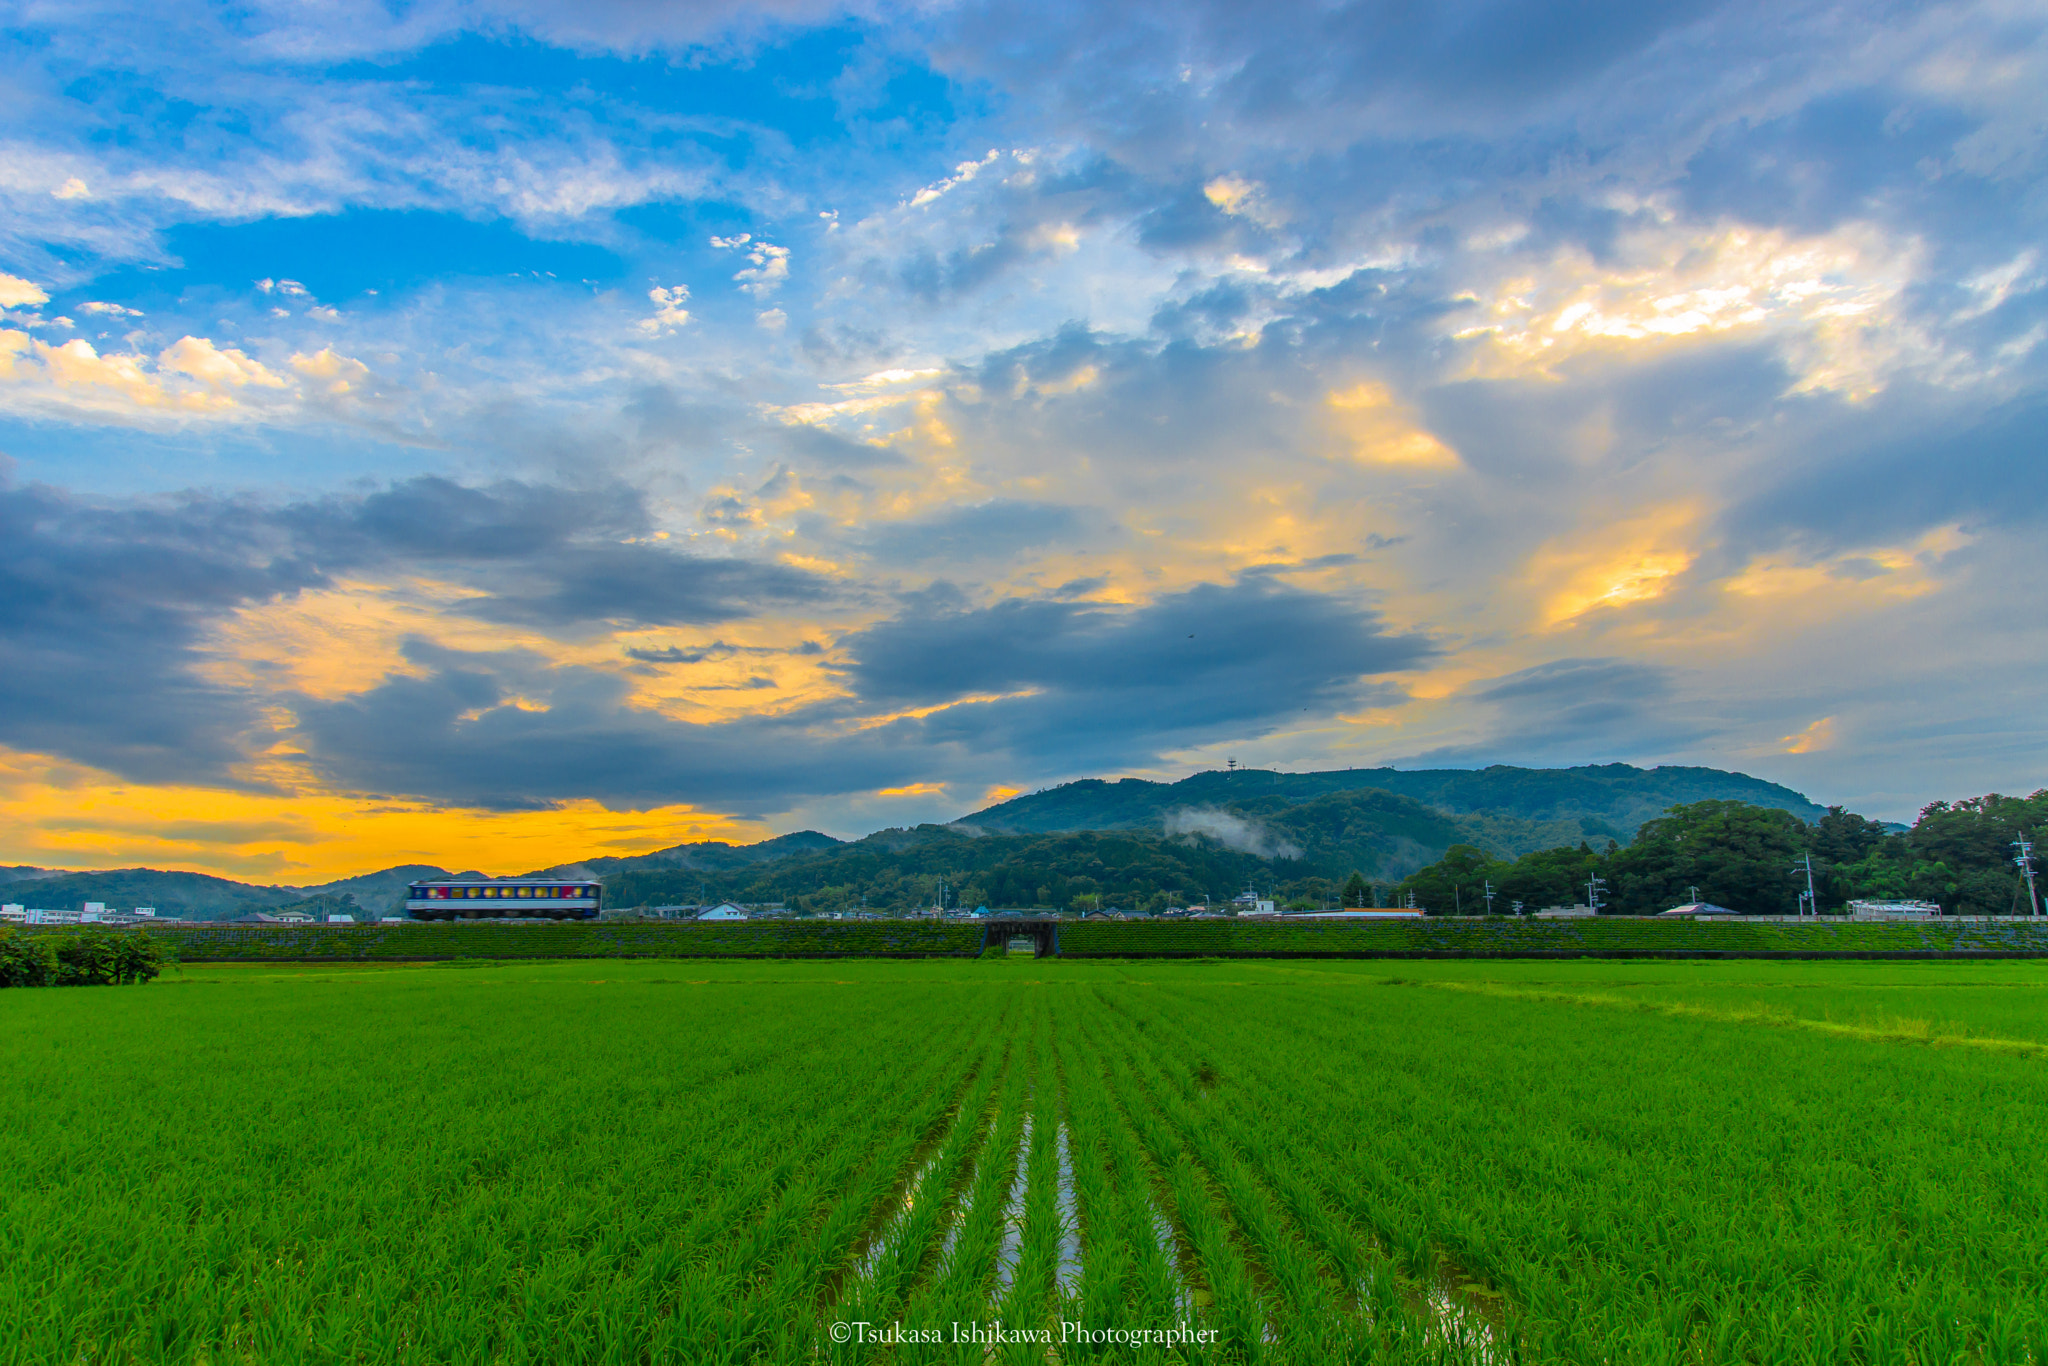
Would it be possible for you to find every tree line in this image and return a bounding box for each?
[1390,793,2048,916]
[0,928,166,987]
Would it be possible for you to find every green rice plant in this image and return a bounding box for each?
[1048,1020,1219,1365]
[900,1005,1040,1364]
[1094,1039,1272,1362]
[5,958,2047,1365]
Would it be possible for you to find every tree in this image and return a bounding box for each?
[1497,844,1606,912]
[0,929,55,987]
[1340,871,1370,908]
[1811,806,1889,865]
[1605,800,1810,915]
[50,929,162,986]
[1397,845,1511,915]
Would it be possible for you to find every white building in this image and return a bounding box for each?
[696,903,749,921]
[0,904,23,922]
[1849,900,1942,919]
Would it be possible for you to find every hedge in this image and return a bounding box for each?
[17,916,2046,963]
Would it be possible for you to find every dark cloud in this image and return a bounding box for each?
[0,475,835,786]
[456,543,826,630]
[840,577,1432,763]
[1719,390,2048,555]
[1678,89,1990,236]
[1407,657,1712,765]
[0,483,317,784]
[287,640,916,812]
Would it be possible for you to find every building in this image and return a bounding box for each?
[1299,909,1425,919]
[1849,900,1942,919]
[1658,902,1736,917]
[1534,905,1594,918]
[406,879,601,921]
[696,903,748,921]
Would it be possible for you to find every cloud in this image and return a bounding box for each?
[0,275,49,309]
[1163,806,1302,858]
[0,482,323,784]
[858,499,1106,565]
[840,577,1432,764]
[286,640,927,811]
[0,475,840,789]
[638,284,691,335]
[1407,657,1711,766]
[733,243,790,299]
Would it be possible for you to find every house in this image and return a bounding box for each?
[1300,909,1425,919]
[696,903,749,921]
[1849,900,1941,919]
[1658,902,1735,917]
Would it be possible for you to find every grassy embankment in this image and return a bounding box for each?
[61,915,2048,962]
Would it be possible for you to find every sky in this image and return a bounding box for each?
[1,0,2045,883]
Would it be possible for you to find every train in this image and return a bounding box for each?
[405,879,602,921]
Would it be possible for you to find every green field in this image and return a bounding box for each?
[5,959,2046,1364]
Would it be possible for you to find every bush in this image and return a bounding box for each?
[0,928,56,987]
[51,929,162,986]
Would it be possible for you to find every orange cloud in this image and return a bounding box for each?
[0,750,768,886]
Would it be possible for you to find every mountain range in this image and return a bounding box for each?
[0,763,1826,918]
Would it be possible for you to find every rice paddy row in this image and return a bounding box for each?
[3,958,2045,1363]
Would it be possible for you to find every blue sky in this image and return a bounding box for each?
[1,0,2044,879]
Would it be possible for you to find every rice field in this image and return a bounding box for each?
[4,958,2046,1364]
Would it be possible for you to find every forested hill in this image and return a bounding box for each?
[959,764,1824,841]
[0,868,299,920]
[522,830,845,880]
[606,787,1494,914]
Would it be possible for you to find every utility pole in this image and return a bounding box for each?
[2015,838,2041,916]
[1484,880,1496,915]
[1586,874,1606,914]
[1792,854,1818,916]
[1511,900,1525,917]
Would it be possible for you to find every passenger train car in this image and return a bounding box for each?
[406,879,602,920]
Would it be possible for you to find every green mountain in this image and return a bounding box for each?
[522,830,843,880]
[604,785,1678,915]
[0,868,297,920]
[298,865,456,909]
[959,764,1824,841]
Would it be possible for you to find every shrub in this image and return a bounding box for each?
[51,929,162,986]
[0,928,56,987]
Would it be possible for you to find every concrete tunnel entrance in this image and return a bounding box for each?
[981,919,1061,957]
